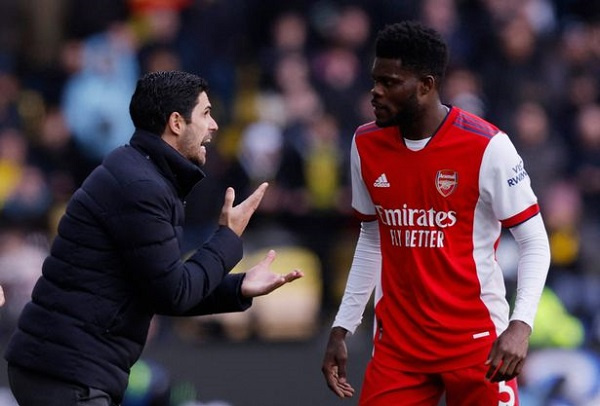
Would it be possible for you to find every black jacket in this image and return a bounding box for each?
[5,130,251,402]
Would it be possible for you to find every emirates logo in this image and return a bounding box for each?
[436,169,458,197]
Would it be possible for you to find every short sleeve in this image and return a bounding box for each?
[479,132,540,228]
[351,135,376,217]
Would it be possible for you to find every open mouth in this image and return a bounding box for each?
[372,104,388,116]
[372,101,386,111]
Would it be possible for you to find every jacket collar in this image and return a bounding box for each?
[129,129,205,198]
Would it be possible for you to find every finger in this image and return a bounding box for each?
[496,358,509,377]
[323,366,345,398]
[502,357,523,379]
[336,385,354,398]
[261,249,277,266]
[513,359,525,377]
[282,269,304,283]
[485,343,497,366]
[486,365,498,381]
[501,358,516,377]
[222,187,235,210]
[484,343,499,379]
[269,278,287,292]
[486,359,503,381]
[328,381,344,398]
[331,379,354,398]
[244,182,269,210]
[334,376,355,398]
[262,273,289,294]
[337,384,355,397]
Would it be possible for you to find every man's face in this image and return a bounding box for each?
[178,92,218,166]
[370,57,423,128]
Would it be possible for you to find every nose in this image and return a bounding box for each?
[210,116,219,132]
[371,83,383,97]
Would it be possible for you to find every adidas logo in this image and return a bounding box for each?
[374,173,390,188]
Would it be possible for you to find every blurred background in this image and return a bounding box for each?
[0,0,599,405]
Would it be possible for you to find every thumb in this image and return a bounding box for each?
[261,249,277,266]
[223,187,235,209]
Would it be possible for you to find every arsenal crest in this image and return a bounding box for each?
[436,169,458,197]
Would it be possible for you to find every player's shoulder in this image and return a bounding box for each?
[355,121,380,137]
[450,107,501,140]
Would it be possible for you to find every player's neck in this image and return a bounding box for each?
[401,103,450,141]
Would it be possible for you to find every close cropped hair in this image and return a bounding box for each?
[375,21,449,83]
[129,71,209,135]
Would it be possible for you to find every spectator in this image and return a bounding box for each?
[61,22,139,164]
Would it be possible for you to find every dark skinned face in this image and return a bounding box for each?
[370,57,425,130]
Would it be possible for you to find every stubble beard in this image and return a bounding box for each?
[376,93,423,134]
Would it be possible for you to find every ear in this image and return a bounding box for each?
[167,112,185,135]
[419,75,436,97]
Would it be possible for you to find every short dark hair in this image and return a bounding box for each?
[129,71,208,135]
[375,21,448,83]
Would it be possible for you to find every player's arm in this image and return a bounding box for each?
[331,220,381,334]
[480,133,550,382]
[323,219,380,398]
[508,214,550,328]
[322,134,381,398]
[333,135,381,333]
[486,214,550,382]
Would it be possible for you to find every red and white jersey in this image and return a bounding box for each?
[351,107,539,372]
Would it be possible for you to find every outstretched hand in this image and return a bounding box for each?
[241,250,304,298]
[219,182,268,237]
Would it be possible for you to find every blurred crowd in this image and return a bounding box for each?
[0,0,599,402]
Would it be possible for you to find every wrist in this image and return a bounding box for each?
[239,273,251,298]
[331,326,349,339]
[508,319,532,337]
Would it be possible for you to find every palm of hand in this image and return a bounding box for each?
[240,250,303,298]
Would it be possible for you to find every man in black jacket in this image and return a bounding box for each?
[4,71,303,406]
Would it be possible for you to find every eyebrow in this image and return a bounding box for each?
[372,73,401,81]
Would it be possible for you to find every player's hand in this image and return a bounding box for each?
[322,327,355,398]
[0,284,4,307]
[485,320,532,382]
[219,182,268,237]
[240,250,304,298]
